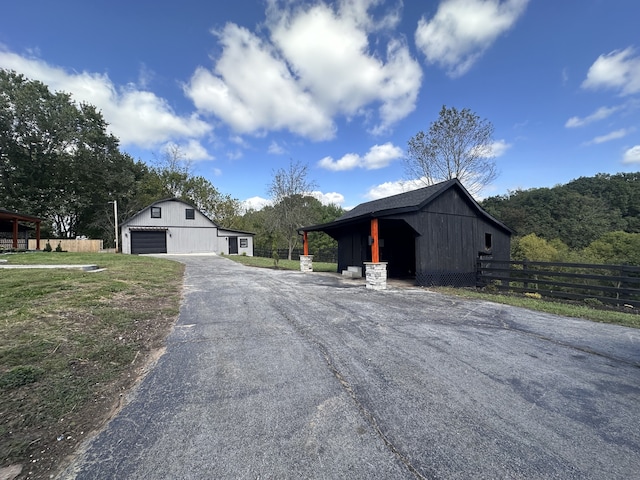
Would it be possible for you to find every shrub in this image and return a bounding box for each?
[524,292,542,299]
[584,297,603,307]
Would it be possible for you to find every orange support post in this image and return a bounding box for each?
[303,231,309,256]
[371,218,379,263]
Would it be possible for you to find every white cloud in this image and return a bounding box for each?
[268,141,286,155]
[163,139,214,161]
[185,1,421,140]
[486,139,511,157]
[415,0,529,77]
[186,24,335,141]
[565,105,620,128]
[242,196,271,211]
[0,49,212,148]
[365,178,427,200]
[310,190,345,205]
[582,47,640,96]
[585,128,633,145]
[318,142,403,171]
[623,145,640,163]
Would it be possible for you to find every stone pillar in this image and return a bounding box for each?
[364,262,387,290]
[300,255,314,273]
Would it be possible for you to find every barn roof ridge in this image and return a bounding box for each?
[121,197,215,227]
[300,178,512,234]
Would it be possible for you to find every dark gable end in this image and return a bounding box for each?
[300,179,512,287]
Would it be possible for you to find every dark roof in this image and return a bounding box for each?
[0,208,42,223]
[338,179,456,221]
[300,178,512,234]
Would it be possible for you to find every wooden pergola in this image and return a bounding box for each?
[0,209,42,250]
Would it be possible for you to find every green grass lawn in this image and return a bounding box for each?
[434,287,640,329]
[0,252,184,478]
[224,254,338,273]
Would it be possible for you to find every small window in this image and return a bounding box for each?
[185,208,195,220]
[239,238,248,248]
[484,233,493,250]
[151,207,161,219]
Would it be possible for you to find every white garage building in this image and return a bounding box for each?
[121,198,254,255]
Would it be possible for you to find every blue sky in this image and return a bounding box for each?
[1,0,639,210]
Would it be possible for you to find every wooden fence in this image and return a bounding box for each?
[28,238,104,253]
[477,259,640,308]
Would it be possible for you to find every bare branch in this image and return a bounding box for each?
[404,105,498,195]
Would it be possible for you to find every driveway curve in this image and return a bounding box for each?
[61,255,640,479]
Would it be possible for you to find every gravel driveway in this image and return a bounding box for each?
[61,255,640,479]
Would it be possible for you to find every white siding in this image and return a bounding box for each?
[125,200,213,229]
[218,229,254,256]
[121,199,254,255]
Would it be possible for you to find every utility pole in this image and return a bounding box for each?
[109,200,119,253]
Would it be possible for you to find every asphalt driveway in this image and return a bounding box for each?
[61,255,640,479]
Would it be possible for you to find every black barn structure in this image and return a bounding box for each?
[301,179,512,287]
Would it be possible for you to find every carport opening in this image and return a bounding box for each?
[378,219,416,279]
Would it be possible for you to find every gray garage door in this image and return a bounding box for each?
[131,231,167,254]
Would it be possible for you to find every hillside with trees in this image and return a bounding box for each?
[481,173,640,265]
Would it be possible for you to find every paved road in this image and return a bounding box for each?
[61,255,640,479]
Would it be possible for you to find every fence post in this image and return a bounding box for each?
[523,260,529,291]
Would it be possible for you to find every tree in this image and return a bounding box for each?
[306,199,343,256]
[144,145,242,227]
[267,160,318,260]
[583,232,640,266]
[512,233,563,262]
[405,105,497,195]
[0,70,139,239]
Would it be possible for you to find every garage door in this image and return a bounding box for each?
[131,231,167,254]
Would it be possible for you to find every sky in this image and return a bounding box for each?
[1,0,639,210]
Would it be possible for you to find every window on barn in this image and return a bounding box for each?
[185,208,195,220]
[151,207,161,218]
[239,238,248,248]
[484,233,493,250]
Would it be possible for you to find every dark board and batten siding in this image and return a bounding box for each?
[300,179,512,287]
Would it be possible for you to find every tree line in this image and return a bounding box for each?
[0,70,341,254]
[6,69,634,265]
[481,172,640,265]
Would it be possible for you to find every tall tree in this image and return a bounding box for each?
[267,160,317,259]
[405,105,497,195]
[0,70,138,239]
[144,145,243,227]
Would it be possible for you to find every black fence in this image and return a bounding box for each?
[253,247,338,264]
[477,259,640,308]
